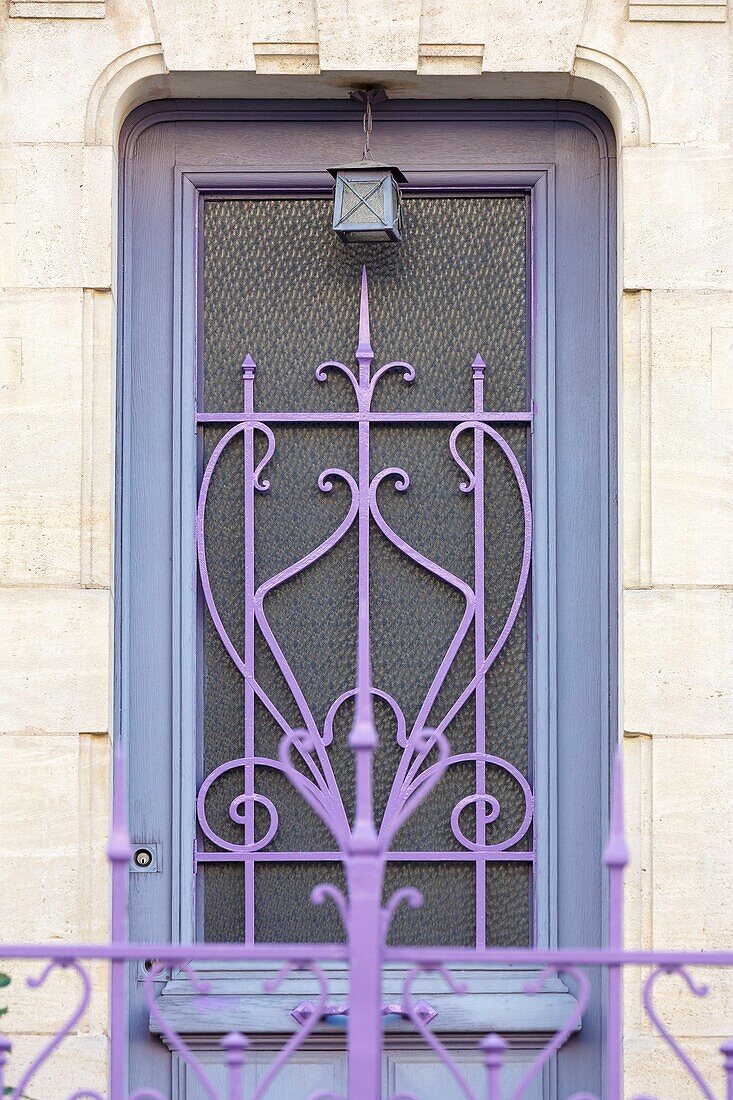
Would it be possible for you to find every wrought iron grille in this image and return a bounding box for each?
[1,270,732,1099]
[195,266,533,951]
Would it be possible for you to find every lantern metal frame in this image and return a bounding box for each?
[327,159,406,241]
[328,89,407,242]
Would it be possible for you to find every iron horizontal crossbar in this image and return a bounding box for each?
[196,409,533,424]
[0,943,346,963]
[0,942,732,967]
[195,849,536,862]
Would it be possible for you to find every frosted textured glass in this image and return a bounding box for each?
[203,197,527,413]
[384,862,475,947]
[201,196,530,946]
[204,862,246,944]
[486,863,532,947]
[342,180,385,221]
[255,863,348,945]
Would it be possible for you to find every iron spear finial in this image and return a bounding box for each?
[356,266,374,381]
[603,748,629,869]
[242,354,256,414]
[471,354,486,380]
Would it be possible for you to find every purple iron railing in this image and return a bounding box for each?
[1,269,731,1099]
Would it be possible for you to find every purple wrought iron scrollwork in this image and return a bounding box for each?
[8,959,95,1100]
[1,269,732,1100]
[638,967,716,1100]
[194,264,536,1098]
[195,265,534,901]
[193,266,537,1090]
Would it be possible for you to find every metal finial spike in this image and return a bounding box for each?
[472,354,486,380]
[107,741,133,864]
[603,747,629,869]
[356,266,374,366]
[242,354,257,378]
[220,1031,250,1054]
[480,1032,508,1055]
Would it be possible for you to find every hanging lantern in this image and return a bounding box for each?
[328,90,406,242]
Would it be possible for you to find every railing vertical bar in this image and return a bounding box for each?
[0,1035,11,1095]
[243,356,257,945]
[108,743,133,1099]
[721,1038,733,1100]
[221,1031,249,1100]
[473,355,487,950]
[604,750,628,1100]
[481,1032,507,1100]
[346,856,384,1100]
[347,266,383,1100]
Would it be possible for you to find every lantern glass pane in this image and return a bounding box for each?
[339,174,386,226]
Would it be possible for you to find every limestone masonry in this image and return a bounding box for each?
[1,0,732,1094]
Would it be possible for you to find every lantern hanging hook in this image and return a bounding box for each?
[329,89,405,242]
[363,98,373,160]
[349,88,388,163]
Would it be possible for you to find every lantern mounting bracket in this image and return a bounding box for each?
[348,88,389,107]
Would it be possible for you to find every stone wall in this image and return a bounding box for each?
[1,0,731,1094]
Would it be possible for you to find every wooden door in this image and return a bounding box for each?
[119,100,616,1099]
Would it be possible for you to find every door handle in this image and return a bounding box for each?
[291,1000,437,1027]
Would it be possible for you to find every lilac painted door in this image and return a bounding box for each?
[119,101,615,1098]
